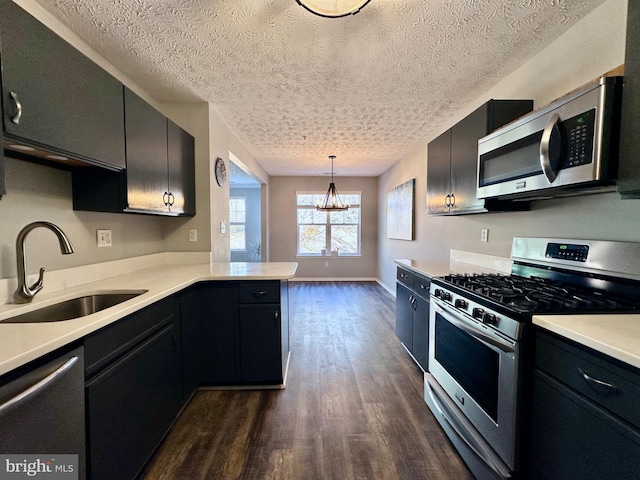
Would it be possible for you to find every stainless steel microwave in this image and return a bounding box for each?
[477,76,623,200]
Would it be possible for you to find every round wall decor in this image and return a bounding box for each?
[215,157,227,186]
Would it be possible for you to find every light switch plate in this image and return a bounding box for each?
[189,229,198,242]
[481,228,489,242]
[97,229,112,248]
[220,222,226,234]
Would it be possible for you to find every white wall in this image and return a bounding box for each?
[377,0,633,290]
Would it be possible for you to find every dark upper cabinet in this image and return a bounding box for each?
[167,119,196,216]
[618,1,640,198]
[72,90,195,216]
[426,100,533,215]
[124,88,170,213]
[0,1,125,170]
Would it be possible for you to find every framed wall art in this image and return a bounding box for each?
[387,178,415,240]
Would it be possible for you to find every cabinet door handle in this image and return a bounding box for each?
[578,368,619,395]
[252,290,268,298]
[450,193,455,207]
[10,91,22,124]
[0,356,78,416]
[168,192,175,206]
[274,310,279,322]
[163,192,170,206]
[444,194,451,207]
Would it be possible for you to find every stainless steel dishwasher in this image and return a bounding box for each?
[0,344,86,479]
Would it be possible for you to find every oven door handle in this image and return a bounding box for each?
[433,302,515,354]
[425,374,513,479]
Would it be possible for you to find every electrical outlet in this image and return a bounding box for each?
[481,228,489,242]
[325,261,329,267]
[189,229,198,242]
[220,222,226,234]
[97,229,112,248]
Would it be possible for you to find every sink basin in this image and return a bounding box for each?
[1,290,148,323]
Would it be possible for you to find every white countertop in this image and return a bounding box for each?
[0,262,297,377]
[533,314,640,370]
[394,258,508,279]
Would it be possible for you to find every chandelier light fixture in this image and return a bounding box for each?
[295,0,371,18]
[317,155,349,211]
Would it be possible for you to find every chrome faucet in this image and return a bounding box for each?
[14,222,75,304]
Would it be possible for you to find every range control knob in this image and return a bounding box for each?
[472,307,485,320]
[442,291,452,301]
[434,289,444,299]
[454,299,468,310]
[483,313,497,325]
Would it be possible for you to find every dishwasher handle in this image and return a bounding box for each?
[0,355,79,416]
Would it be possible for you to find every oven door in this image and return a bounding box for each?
[428,298,519,471]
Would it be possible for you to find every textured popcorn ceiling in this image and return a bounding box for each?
[36,0,605,176]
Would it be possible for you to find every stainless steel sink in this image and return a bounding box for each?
[1,290,148,323]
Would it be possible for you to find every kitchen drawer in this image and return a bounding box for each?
[535,330,640,429]
[396,268,414,289]
[413,273,431,300]
[84,296,177,378]
[238,281,280,304]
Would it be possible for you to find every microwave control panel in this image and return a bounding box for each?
[561,108,595,169]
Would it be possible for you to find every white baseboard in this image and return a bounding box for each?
[289,277,378,282]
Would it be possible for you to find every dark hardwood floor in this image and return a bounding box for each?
[140,281,473,480]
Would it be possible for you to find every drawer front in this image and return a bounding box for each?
[535,330,640,429]
[238,281,280,304]
[413,273,431,300]
[396,268,414,289]
[84,296,177,378]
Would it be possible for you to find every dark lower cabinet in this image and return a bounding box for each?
[84,298,182,480]
[180,283,238,395]
[411,294,429,370]
[239,304,283,384]
[530,331,640,479]
[182,281,289,389]
[395,267,430,371]
[395,283,413,349]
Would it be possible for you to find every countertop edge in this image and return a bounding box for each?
[0,262,297,377]
[533,315,640,371]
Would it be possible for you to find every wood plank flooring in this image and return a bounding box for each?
[140,282,473,480]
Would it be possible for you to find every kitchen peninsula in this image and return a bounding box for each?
[0,261,297,377]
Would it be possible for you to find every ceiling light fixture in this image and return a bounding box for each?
[317,155,349,211]
[295,0,371,18]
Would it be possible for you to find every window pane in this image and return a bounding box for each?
[342,193,360,205]
[298,208,328,224]
[298,225,326,254]
[331,225,358,254]
[297,194,324,206]
[229,198,246,222]
[344,207,360,223]
[230,225,246,250]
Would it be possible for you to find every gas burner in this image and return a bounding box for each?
[441,272,640,315]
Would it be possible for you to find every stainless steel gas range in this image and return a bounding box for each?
[424,237,640,480]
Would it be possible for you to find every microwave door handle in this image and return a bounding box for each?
[433,302,515,354]
[540,112,562,183]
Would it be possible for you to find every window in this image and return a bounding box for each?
[296,192,361,256]
[229,197,246,251]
